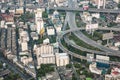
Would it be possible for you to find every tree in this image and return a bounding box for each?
[0,63,3,69]
[19,11,34,22]
[42,11,48,18]
[118,3,120,8]
[74,63,82,68]
[66,64,72,68]
[4,73,21,80]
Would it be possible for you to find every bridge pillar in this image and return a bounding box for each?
[103,0,106,9]
[71,55,73,61]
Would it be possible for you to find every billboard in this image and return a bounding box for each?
[96,55,109,63]
[102,32,113,40]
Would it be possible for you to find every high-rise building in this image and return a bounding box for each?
[35,8,44,35]
[36,44,55,68]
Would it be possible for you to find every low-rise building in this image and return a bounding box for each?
[46,26,55,36]
[15,7,24,15]
[105,67,120,80]
[89,63,102,75]
[19,51,29,56]
[109,46,119,51]
[30,32,39,40]
[86,23,98,31]
[43,38,50,44]
[116,14,120,23]
[91,13,100,18]
[29,24,36,31]
[114,42,120,47]
[0,20,5,28]
[55,53,69,66]
[0,13,14,23]
[55,24,62,33]
[21,56,33,65]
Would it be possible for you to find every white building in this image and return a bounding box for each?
[116,14,120,23]
[43,38,50,44]
[19,30,29,42]
[19,51,29,56]
[30,24,36,31]
[87,53,94,62]
[92,0,106,9]
[113,0,120,3]
[114,42,120,47]
[35,44,55,68]
[89,63,102,74]
[30,32,39,40]
[46,26,55,36]
[91,13,100,18]
[96,55,110,63]
[35,8,44,35]
[21,56,33,65]
[55,24,62,33]
[0,20,5,28]
[55,53,69,66]
[21,42,28,51]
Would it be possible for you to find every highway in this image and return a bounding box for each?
[7,4,120,13]
[49,7,120,13]
[57,27,120,65]
[61,0,120,56]
[0,55,31,80]
[59,27,120,56]
[66,12,120,55]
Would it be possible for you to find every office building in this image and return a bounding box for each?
[35,44,55,68]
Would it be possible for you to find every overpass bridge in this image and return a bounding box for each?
[57,27,120,65]
[7,5,120,13]
[49,7,120,13]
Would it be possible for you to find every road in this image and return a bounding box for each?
[49,7,120,13]
[0,55,31,80]
[57,27,120,65]
[7,4,120,13]
[62,0,120,56]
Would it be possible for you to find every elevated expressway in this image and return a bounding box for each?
[57,27,120,64]
[8,5,120,13]
[57,0,120,65]
[64,12,120,54]
[63,0,120,55]
[49,7,120,13]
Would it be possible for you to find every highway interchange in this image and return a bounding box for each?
[56,0,120,65]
